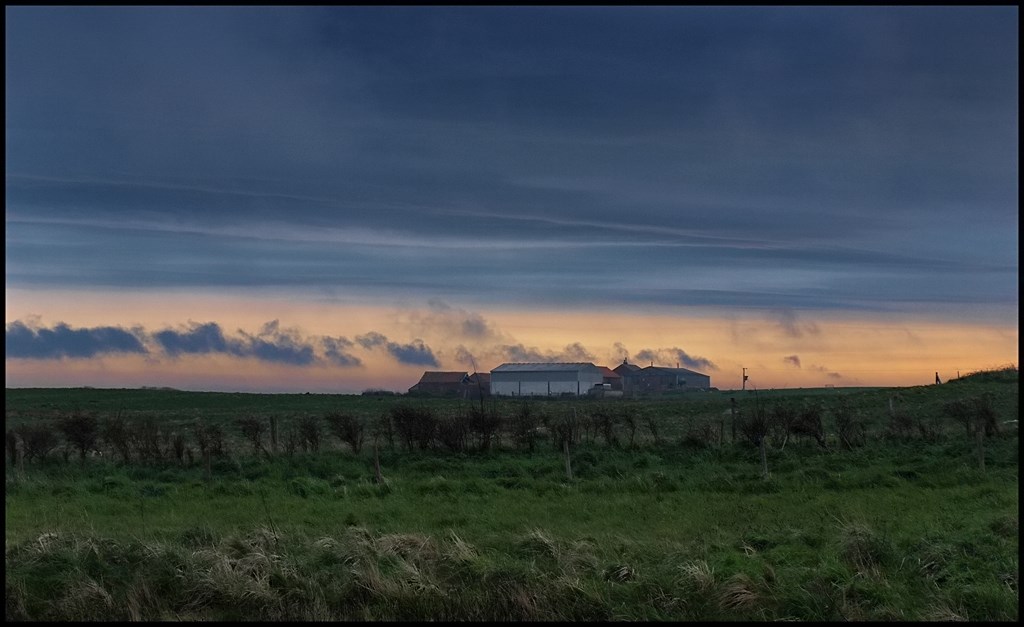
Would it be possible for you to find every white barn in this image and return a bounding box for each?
[490,362,605,397]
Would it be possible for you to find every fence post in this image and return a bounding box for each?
[730,398,737,443]
[563,437,573,481]
[373,440,384,484]
[759,436,769,479]
[976,417,986,471]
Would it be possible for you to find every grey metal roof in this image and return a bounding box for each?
[638,365,709,377]
[491,362,599,372]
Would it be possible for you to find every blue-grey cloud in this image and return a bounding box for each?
[152,320,353,367]
[356,332,439,366]
[634,347,717,372]
[355,332,388,350]
[6,320,147,359]
[387,339,439,366]
[236,321,316,366]
[321,336,361,367]
[3,7,1017,325]
[153,322,232,356]
[783,355,801,368]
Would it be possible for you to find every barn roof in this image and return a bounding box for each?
[416,371,469,384]
[597,366,621,379]
[492,362,599,373]
[640,365,708,377]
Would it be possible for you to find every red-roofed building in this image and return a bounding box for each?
[596,366,623,390]
[408,371,469,396]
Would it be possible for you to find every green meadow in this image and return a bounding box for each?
[5,368,1018,621]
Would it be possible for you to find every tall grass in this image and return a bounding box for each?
[5,370,1018,620]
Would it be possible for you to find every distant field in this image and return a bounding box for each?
[5,369,1018,620]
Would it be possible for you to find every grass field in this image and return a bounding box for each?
[4,368,1018,620]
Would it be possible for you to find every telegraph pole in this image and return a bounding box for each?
[742,367,748,391]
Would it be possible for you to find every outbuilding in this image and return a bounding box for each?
[620,365,711,394]
[490,362,605,397]
[408,371,469,396]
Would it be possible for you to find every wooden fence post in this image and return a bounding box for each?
[976,418,986,471]
[759,436,769,479]
[373,440,384,484]
[563,437,573,481]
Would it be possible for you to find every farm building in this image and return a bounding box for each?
[619,364,711,394]
[407,371,469,396]
[596,366,623,390]
[613,359,642,379]
[465,372,491,399]
[490,362,605,397]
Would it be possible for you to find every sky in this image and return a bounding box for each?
[5,6,1019,393]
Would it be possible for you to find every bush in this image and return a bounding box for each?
[58,410,100,463]
[324,412,365,454]
[390,406,436,451]
[14,422,60,463]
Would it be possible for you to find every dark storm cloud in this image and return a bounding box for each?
[387,339,439,367]
[4,7,1018,320]
[355,332,389,349]
[783,355,802,368]
[153,320,317,365]
[237,321,316,366]
[153,322,232,356]
[151,320,358,367]
[6,320,147,359]
[321,337,362,367]
[356,332,439,366]
[634,348,717,372]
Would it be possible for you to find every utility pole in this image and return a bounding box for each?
[742,368,748,391]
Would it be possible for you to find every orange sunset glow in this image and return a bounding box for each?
[6,7,1017,395]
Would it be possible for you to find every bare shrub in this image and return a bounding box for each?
[972,394,1000,436]
[101,415,133,463]
[622,411,640,448]
[15,422,60,463]
[370,413,394,451]
[509,401,541,452]
[833,400,866,449]
[171,433,186,464]
[435,411,470,452]
[193,420,226,459]
[768,404,798,447]
[591,409,620,448]
[6,429,19,467]
[235,416,269,456]
[324,412,365,454]
[468,406,502,451]
[296,415,322,453]
[886,408,916,440]
[643,412,663,446]
[792,404,828,449]
[131,418,170,462]
[680,419,717,449]
[736,406,769,447]
[57,409,100,464]
[390,405,436,451]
